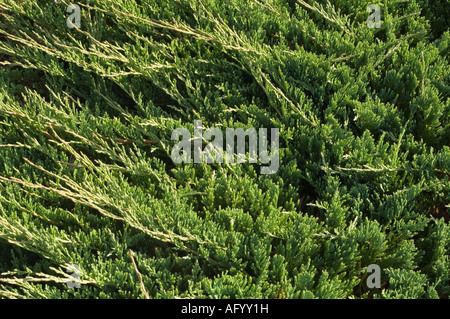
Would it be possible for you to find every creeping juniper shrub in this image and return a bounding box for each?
[0,0,448,299]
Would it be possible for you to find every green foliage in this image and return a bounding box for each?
[0,0,448,299]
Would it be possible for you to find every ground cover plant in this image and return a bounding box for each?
[0,0,448,299]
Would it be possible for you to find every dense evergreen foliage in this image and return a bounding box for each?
[0,0,448,298]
